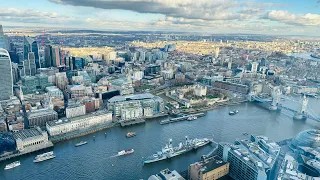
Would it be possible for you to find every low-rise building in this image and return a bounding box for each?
[189,156,229,180]
[27,109,58,127]
[65,103,86,118]
[46,110,112,136]
[148,168,185,180]
[46,86,64,99]
[13,127,52,152]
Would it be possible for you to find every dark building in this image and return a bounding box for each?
[144,65,161,76]
[45,45,53,67]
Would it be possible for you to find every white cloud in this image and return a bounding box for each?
[264,10,320,26]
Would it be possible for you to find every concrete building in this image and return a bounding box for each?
[66,103,86,118]
[46,86,64,99]
[161,69,174,80]
[46,111,112,136]
[13,127,52,152]
[132,70,144,81]
[27,109,58,127]
[120,102,143,121]
[194,84,207,97]
[55,72,68,90]
[217,135,280,180]
[148,168,185,180]
[0,48,13,100]
[251,62,259,73]
[189,156,229,180]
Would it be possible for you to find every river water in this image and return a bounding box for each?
[1,98,320,180]
[287,53,320,61]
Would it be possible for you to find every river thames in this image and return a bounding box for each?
[1,98,320,180]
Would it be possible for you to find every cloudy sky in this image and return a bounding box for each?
[1,0,320,35]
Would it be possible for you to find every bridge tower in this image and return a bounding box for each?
[270,87,281,111]
[293,95,308,120]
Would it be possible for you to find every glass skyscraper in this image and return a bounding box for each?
[0,25,9,50]
[0,48,13,100]
[23,36,40,68]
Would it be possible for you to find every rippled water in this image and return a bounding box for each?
[1,98,319,180]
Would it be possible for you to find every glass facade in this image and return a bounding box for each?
[0,49,13,100]
[292,129,320,148]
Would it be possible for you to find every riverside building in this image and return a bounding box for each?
[46,110,112,136]
[217,135,280,180]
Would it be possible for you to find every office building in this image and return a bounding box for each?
[0,25,9,50]
[55,72,68,90]
[13,127,53,152]
[23,36,40,68]
[251,62,259,73]
[0,48,13,101]
[45,45,53,67]
[148,169,185,180]
[52,46,60,67]
[217,135,280,180]
[46,111,112,136]
[27,109,58,127]
[66,103,86,118]
[189,156,229,180]
[108,93,164,118]
[144,64,161,76]
[45,86,64,99]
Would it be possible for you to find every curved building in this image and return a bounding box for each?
[0,48,13,101]
[291,129,320,148]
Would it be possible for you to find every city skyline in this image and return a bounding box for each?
[1,0,320,36]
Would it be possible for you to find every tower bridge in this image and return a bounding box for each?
[250,91,320,122]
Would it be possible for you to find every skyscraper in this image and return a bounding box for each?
[23,36,40,68]
[45,45,53,67]
[0,25,9,50]
[0,48,13,100]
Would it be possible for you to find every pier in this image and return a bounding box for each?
[160,113,206,125]
[0,143,54,162]
[120,119,146,127]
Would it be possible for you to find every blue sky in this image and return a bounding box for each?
[0,0,319,35]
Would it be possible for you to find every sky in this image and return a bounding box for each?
[0,0,320,35]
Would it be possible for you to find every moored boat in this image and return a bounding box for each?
[34,151,55,163]
[4,161,20,170]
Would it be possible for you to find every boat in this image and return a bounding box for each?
[33,151,56,163]
[143,136,212,164]
[229,110,239,115]
[4,161,20,170]
[75,141,87,147]
[126,132,136,138]
[118,149,134,156]
[187,115,197,121]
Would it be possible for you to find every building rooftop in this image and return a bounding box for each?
[13,127,43,140]
[191,156,228,174]
[108,93,154,103]
[148,168,185,180]
[47,110,110,127]
[27,109,57,118]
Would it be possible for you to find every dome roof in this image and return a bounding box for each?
[292,129,320,148]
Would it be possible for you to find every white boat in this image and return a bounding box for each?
[4,161,20,170]
[34,151,56,163]
[75,141,87,147]
[118,149,134,156]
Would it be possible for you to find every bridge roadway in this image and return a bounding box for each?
[252,96,320,122]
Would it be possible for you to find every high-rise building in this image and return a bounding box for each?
[0,48,13,100]
[28,52,36,76]
[45,45,53,67]
[23,36,40,68]
[51,46,60,67]
[0,25,9,50]
[217,135,280,180]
